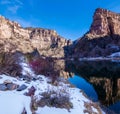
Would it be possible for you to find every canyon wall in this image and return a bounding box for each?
[73,8,120,57]
[0,15,72,58]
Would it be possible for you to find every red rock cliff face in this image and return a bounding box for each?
[73,8,120,57]
[0,15,72,58]
[86,8,120,39]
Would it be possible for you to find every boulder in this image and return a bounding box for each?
[17,84,27,91]
[0,80,19,91]
[6,83,18,90]
[0,84,7,91]
[4,79,12,84]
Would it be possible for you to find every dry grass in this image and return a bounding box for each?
[84,101,102,114]
[0,52,22,77]
[31,89,73,112]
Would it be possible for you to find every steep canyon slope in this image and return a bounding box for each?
[0,15,72,58]
[73,8,120,57]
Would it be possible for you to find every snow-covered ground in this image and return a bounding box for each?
[79,57,107,61]
[0,61,105,114]
[0,75,32,114]
[109,52,120,57]
[79,56,120,62]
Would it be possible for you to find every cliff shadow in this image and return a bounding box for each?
[73,34,120,57]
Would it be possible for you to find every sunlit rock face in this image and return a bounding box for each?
[73,8,120,57]
[87,8,120,39]
[0,15,72,58]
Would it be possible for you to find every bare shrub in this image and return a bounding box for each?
[84,101,102,114]
[36,89,73,111]
[0,52,22,77]
[29,57,49,75]
[29,57,59,82]
[30,96,38,114]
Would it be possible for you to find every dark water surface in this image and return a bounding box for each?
[68,75,98,101]
[66,60,120,114]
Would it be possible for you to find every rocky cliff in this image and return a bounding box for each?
[86,8,120,38]
[73,8,120,57]
[2,8,120,58]
[0,15,72,58]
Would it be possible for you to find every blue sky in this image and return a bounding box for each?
[0,0,120,40]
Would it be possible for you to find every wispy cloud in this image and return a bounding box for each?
[0,0,23,14]
[8,5,20,14]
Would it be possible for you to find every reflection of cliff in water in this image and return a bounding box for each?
[65,60,120,106]
[53,60,74,79]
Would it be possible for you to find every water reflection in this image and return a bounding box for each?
[65,60,120,106]
[65,60,120,114]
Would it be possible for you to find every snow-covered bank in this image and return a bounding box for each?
[0,61,105,114]
[0,74,105,114]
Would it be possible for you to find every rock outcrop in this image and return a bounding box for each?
[86,8,120,39]
[73,8,120,57]
[0,15,72,58]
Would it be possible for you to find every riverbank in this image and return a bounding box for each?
[0,61,105,114]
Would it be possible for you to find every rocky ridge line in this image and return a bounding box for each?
[86,8,120,39]
[0,15,72,58]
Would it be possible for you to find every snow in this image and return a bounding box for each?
[78,56,120,62]
[109,52,120,57]
[0,92,31,114]
[0,61,105,114]
[79,57,108,61]
[91,106,98,113]
[20,57,35,77]
[0,75,32,114]
[107,52,120,62]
